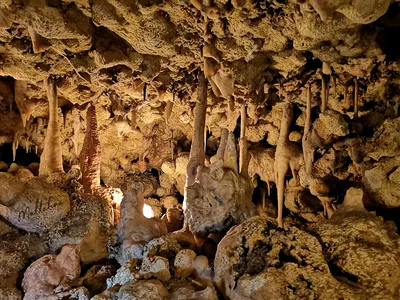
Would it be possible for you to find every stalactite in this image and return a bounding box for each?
[0,10,10,29]
[131,107,137,130]
[27,27,50,53]
[303,85,314,175]
[14,80,34,128]
[72,112,80,156]
[80,104,101,194]
[39,77,64,176]
[321,74,327,112]
[12,131,20,162]
[164,100,173,124]
[36,118,43,134]
[274,103,303,228]
[239,104,248,176]
[186,71,207,187]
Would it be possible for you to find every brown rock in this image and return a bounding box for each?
[117,279,169,300]
[173,249,196,279]
[22,244,81,300]
[0,174,70,233]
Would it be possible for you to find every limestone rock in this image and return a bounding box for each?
[0,174,70,233]
[248,147,275,185]
[47,195,112,264]
[318,202,400,298]
[143,236,182,260]
[170,285,218,300]
[192,255,213,286]
[117,279,169,300]
[107,259,142,288]
[215,216,369,299]
[173,249,196,279]
[0,287,22,300]
[91,285,120,300]
[79,264,117,297]
[139,256,171,282]
[0,161,8,171]
[117,184,167,263]
[366,118,400,161]
[364,157,400,207]
[313,110,349,144]
[22,244,81,300]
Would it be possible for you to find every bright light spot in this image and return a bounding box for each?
[111,188,124,206]
[143,204,154,218]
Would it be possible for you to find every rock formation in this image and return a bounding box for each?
[38,77,64,177]
[117,183,167,263]
[80,104,101,194]
[274,103,303,227]
[0,1,399,299]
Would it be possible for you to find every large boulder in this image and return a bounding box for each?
[117,279,169,300]
[0,173,70,233]
[47,194,113,264]
[22,244,81,300]
[214,213,400,299]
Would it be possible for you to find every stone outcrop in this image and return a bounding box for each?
[0,173,70,233]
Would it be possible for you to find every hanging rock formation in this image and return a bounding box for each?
[274,103,303,227]
[39,77,64,177]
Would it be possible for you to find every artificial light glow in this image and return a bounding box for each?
[111,188,124,206]
[143,203,154,218]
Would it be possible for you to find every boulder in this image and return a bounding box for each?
[214,215,400,299]
[173,249,196,279]
[117,279,169,300]
[22,244,81,300]
[170,284,218,300]
[107,259,141,288]
[0,174,70,233]
[139,256,171,282]
[47,195,112,264]
[79,264,117,297]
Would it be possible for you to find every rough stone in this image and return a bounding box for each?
[173,249,196,279]
[22,244,81,300]
[0,173,70,233]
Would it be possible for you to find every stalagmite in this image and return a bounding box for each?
[27,27,50,53]
[274,103,303,227]
[80,104,101,194]
[184,73,255,248]
[117,183,167,263]
[39,77,65,176]
[186,71,207,187]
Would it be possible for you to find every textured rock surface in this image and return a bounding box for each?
[214,215,400,299]
[117,183,167,263]
[22,244,81,300]
[364,156,400,207]
[0,173,70,233]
